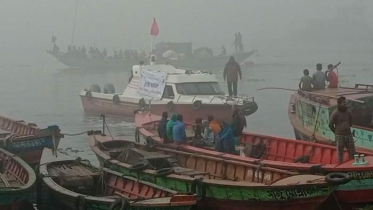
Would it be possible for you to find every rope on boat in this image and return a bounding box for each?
[61,131,89,136]
[257,87,297,91]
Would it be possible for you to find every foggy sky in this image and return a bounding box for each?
[1,0,373,62]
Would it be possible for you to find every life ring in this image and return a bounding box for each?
[242,101,258,116]
[191,178,206,201]
[129,162,149,172]
[167,101,174,112]
[75,195,87,210]
[113,94,120,104]
[135,128,140,143]
[109,198,129,210]
[139,98,146,109]
[145,136,155,146]
[85,91,92,99]
[155,168,174,176]
[325,172,351,185]
[192,100,202,110]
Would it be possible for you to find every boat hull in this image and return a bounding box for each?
[81,95,256,123]
[0,115,62,166]
[135,112,373,205]
[97,155,332,210]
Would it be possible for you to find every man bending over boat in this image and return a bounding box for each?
[329,96,356,163]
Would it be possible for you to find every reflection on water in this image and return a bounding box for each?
[0,49,372,165]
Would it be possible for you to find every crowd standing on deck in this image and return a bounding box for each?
[157,105,246,155]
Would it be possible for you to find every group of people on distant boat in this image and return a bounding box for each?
[52,42,148,61]
[157,106,246,155]
[298,63,339,91]
[233,32,244,53]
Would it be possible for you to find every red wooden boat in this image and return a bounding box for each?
[0,115,63,166]
[135,112,373,205]
[0,147,36,210]
[38,157,196,210]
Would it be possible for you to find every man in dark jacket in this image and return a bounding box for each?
[157,112,170,143]
[223,56,242,97]
[232,107,246,146]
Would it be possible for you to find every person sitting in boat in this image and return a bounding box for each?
[158,112,170,143]
[298,69,313,91]
[224,56,242,97]
[216,121,236,154]
[208,115,221,136]
[193,118,203,140]
[172,114,187,145]
[202,120,214,147]
[232,106,246,146]
[326,64,339,88]
[166,113,177,142]
[329,96,356,163]
[312,63,327,90]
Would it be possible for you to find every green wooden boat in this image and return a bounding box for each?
[38,158,196,210]
[0,147,36,210]
[88,130,345,210]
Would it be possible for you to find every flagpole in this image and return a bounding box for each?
[71,0,79,45]
[150,35,153,63]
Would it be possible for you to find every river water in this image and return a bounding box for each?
[1,47,373,166]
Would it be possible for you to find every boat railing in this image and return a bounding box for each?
[355,83,373,91]
[175,94,254,104]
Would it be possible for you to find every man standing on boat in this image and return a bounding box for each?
[312,63,327,90]
[329,96,356,163]
[223,56,242,97]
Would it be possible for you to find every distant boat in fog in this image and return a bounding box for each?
[47,42,257,71]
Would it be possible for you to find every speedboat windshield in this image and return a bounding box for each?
[176,82,225,95]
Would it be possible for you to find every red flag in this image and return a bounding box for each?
[150,18,159,36]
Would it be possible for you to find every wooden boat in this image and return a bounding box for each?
[288,85,373,152]
[47,47,257,72]
[0,147,36,210]
[0,115,63,166]
[135,112,373,205]
[38,157,196,210]
[88,130,344,210]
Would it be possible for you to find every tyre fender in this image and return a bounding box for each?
[325,172,351,185]
[192,100,202,110]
